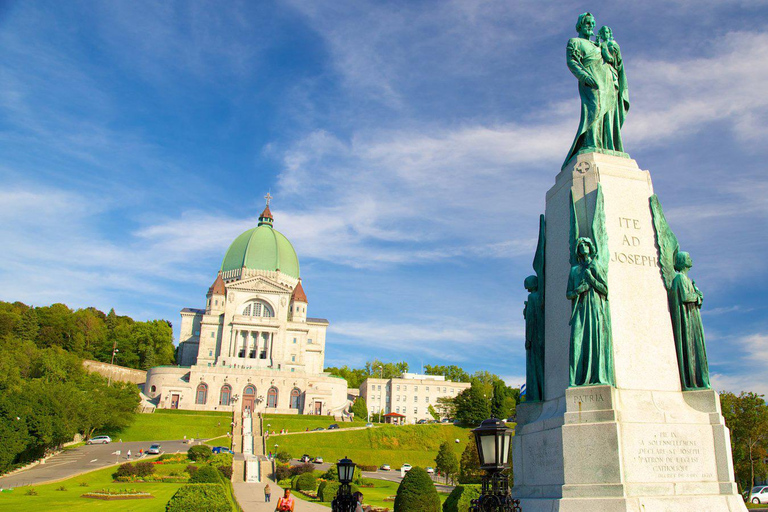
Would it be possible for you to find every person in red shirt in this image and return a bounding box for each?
[275,488,295,511]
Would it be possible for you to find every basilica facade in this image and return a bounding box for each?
[144,200,348,416]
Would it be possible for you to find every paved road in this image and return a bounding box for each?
[0,440,190,489]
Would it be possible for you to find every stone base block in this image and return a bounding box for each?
[519,494,746,512]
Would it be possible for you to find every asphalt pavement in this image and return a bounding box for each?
[0,440,191,489]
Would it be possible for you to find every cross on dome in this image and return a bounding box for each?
[264,192,273,207]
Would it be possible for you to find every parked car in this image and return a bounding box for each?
[212,446,233,455]
[313,427,325,431]
[328,424,340,430]
[148,444,162,455]
[750,486,768,504]
[441,418,451,423]
[87,435,111,445]
[365,423,374,428]
[417,419,427,424]
[313,457,324,464]
[401,463,412,472]
[426,466,435,474]
[380,464,391,471]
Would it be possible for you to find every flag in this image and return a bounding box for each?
[520,384,526,397]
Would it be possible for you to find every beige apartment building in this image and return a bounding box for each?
[359,373,470,424]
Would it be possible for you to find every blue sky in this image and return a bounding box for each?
[1,0,767,393]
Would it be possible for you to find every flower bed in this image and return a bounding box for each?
[81,488,154,500]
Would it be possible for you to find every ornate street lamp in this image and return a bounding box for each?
[470,418,521,512]
[332,456,357,512]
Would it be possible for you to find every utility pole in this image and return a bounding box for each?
[107,341,118,386]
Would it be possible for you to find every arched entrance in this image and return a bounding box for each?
[242,384,256,413]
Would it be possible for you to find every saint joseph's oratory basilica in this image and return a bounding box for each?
[144,197,349,416]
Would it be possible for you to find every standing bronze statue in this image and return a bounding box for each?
[567,186,615,387]
[563,13,630,169]
[523,215,545,401]
[650,196,711,390]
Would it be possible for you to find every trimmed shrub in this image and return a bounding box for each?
[189,465,222,484]
[358,464,378,471]
[322,465,363,484]
[442,484,481,512]
[291,463,315,476]
[185,464,199,476]
[274,463,292,481]
[318,481,359,502]
[394,466,441,512]
[113,463,136,479]
[134,461,155,477]
[293,472,317,491]
[208,453,233,467]
[187,445,212,462]
[276,450,291,463]
[217,465,233,479]
[166,484,230,512]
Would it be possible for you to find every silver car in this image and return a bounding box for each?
[750,486,768,504]
[87,435,111,445]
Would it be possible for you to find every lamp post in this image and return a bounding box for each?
[469,417,521,512]
[332,457,357,512]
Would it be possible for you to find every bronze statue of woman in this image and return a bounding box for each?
[563,13,629,169]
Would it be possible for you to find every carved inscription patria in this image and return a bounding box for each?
[610,216,659,268]
[634,428,713,481]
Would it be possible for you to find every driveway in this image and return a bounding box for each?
[0,440,190,489]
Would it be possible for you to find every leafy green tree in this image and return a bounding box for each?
[459,434,481,484]
[454,383,491,425]
[435,441,459,484]
[14,307,38,343]
[721,391,768,492]
[424,365,471,383]
[351,397,368,420]
[436,396,457,419]
[365,359,408,379]
[428,404,440,421]
[491,380,512,419]
[394,466,441,512]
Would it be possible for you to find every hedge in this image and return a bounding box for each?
[442,484,480,512]
[190,465,222,484]
[317,481,360,502]
[166,484,230,512]
[394,467,441,512]
[293,472,317,491]
[187,445,212,462]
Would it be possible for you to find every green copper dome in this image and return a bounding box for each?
[220,206,300,278]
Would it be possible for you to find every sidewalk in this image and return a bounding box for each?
[233,460,329,511]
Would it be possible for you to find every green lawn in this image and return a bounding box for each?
[263,414,367,434]
[109,410,232,442]
[269,424,474,468]
[0,464,186,512]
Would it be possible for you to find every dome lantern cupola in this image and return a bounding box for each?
[258,192,274,227]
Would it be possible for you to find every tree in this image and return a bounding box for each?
[427,404,440,421]
[394,466,441,512]
[491,380,513,419]
[351,397,368,420]
[435,441,459,484]
[721,391,768,492]
[424,365,470,383]
[454,383,491,425]
[436,396,457,419]
[459,434,481,484]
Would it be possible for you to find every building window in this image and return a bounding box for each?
[396,395,400,402]
[214,299,218,306]
[396,385,400,391]
[426,397,430,403]
[308,338,312,344]
[291,368,295,372]
[150,385,157,393]
[244,384,256,397]
[426,387,430,392]
[242,300,275,318]
[293,338,297,344]
[443,387,447,393]
[210,332,215,338]
[267,387,279,408]
[291,355,296,362]
[209,350,213,356]
[396,407,400,413]
[290,388,301,409]
[219,384,231,406]
[414,407,418,414]
[414,396,417,403]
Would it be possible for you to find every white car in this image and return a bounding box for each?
[750,486,768,504]
[87,435,111,445]
[148,444,162,455]
[401,463,412,472]
[426,466,434,474]
[380,464,391,471]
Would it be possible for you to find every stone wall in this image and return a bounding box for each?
[82,359,147,385]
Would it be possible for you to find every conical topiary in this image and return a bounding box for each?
[394,466,441,512]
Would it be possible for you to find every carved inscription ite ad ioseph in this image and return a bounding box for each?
[610,216,659,268]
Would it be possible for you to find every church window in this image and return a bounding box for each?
[267,387,279,408]
[290,388,301,409]
[196,383,208,404]
[219,384,232,406]
[241,300,275,318]
[215,299,218,306]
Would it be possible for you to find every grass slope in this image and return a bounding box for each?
[291,478,449,510]
[263,414,367,433]
[111,410,232,442]
[0,464,184,512]
[270,424,472,468]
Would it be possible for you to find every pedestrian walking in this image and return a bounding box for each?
[275,488,295,511]
[264,483,271,502]
[127,449,131,459]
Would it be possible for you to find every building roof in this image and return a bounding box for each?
[220,221,300,278]
[383,412,406,417]
[291,279,307,303]
[180,308,205,314]
[208,272,226,296]
[306,317,329,324]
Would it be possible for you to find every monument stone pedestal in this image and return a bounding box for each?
[512,152,746,511]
